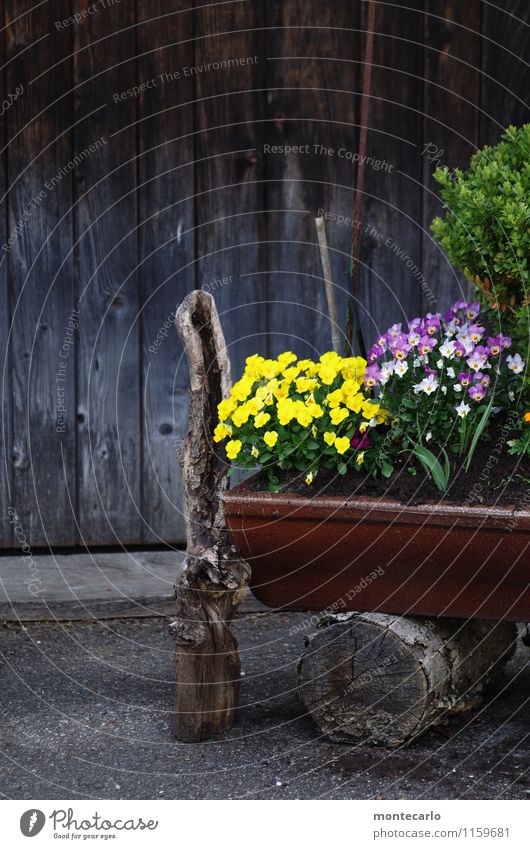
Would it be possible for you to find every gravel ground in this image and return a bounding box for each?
[0,612,528,800]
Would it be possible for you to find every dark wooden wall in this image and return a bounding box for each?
[1,0,528,547]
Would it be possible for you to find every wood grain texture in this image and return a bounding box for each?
[265,1,358,359]
[193,0,266,378]
[0,6,12,546]
[5,1,76,545]
[421,0,480,313]
[74,1,141,544]
[480,0,530,145]
[171,291,250,741]
[357,0,424,343]
[137,1,194,544]
[0,3,528,548]
[298,612,516,746]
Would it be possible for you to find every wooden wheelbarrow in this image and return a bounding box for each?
[170,291,526,746]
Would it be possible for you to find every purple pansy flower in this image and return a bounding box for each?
[367,344,384,363]
[465,301,481,320]
[469,384,486,402]
[364,364,381,388]
[423,314,441,336]
[487,334,511,356]
[454,341,468,359]
[458,372,472,387]
[418,336,437,356]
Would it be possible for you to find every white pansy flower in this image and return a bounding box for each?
[455,400,471,418]
[394,360,408,377]
[507,353,524,374]
[439,339,456,358]
[414,374,439,395]
[447,366,455,378]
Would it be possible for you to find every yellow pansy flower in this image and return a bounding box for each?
[278,351,297,367]
[251,446,260,458]
[218,398,237,421]
[263,430,278,448]
[282,366,300,382]
[259,360,279,380]
[254,411,271,428]
[323,431,336,446]
[344,392,363,413]
[277,398,295,425]
[232,405,251,427]
[341,356,367,381]
[296,376,318,393]
[306,402,323,418]
[330,406,349,425]
[318,363,338,385]
[362,400,380,420]
[245,397,262,416]
[231,377,253,402]
[334,436,350,455]
[326,388,344,408]
[305,471,314,485]
[295,408,313,427]
[356,451,365,466]
[213,422,232,442]
[225,439,242,460]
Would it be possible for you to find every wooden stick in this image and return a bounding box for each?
[315,216,341,354]
[170,290,250,741]
[346,0,377,357]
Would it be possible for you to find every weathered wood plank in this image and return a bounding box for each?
[137,1,194,544]
[0,16,13,546]
[194,0,266,377]
[5,1,76,546]
[265,2,358,358]
[357,0,424,344]
[74,2,141,544]
[480,0,530,145]
[421,0,481,312]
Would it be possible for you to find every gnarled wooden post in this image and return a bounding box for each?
[170,290,250,741]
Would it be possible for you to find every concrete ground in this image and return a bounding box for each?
[1,610,529,800]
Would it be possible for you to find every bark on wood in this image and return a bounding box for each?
[298,612,517,747]
[170,291,250,741]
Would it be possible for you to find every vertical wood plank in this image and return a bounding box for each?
[357,0,425,344]
[421,1,481,312]
[0,5,13,546]
[265,1,358,358]
[480,1,530,145]
[194,0,266,378]
[5,2,76,546]
[74,1,141,545]
[137,1,195,544]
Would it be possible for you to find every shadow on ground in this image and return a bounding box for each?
[0,612,528,799]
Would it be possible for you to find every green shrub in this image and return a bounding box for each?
[431,124,530,352]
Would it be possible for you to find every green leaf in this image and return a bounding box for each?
[465,396,494,472]
[381,461,394,478]
[337,463,347,475]
[410,443,451,493]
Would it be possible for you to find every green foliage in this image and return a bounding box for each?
[431,124,530,302]
[410,444,451,493]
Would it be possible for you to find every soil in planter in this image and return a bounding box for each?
[248,433,530,508]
